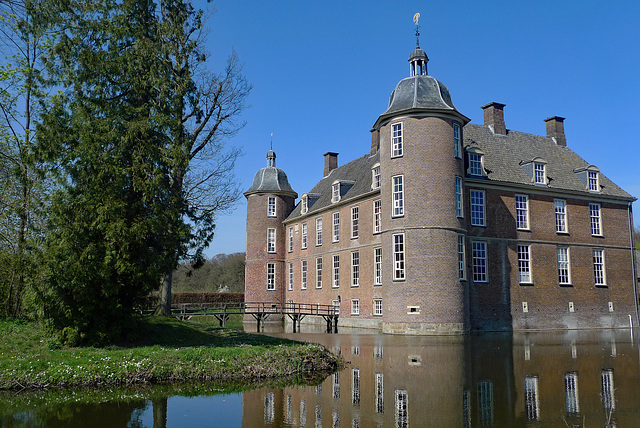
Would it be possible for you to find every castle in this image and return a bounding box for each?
[244,35,638,334]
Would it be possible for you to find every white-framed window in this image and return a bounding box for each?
[555,199,567,233]
[316,257,323,288]
[534,162,546,185]
[601,369,615,411]
[477,381,493,425]
[267,263,275,290]
[393,233,405,280]
[301,195,308,215]
[557,246,571,285]
[267,196,276,217]
[589,203,602,236]
[332,255,340,288]
[472,241,488,282]
[453,122,461,158]
[392,175,404,217]
[470,190,486,226]
[374,299,383,316]
[524,376,540,421]
[515,194,529,230]
[458,234,466,280]
[372,164,381,189]
[332,299,340,315]
[288,227,293,252]
[455,176,463,217]
[518,244,532,284]
[374,247,382,285]
[288,262,293,291]
[351,206,359,239]
[588,170,599,192]
[332,182,340,203]
[593,248,606,286]
[468,152,484,176]
[392,122,403,157]
[373,200,382,233]
[352,368,361,406]
[564,372,580,415]
[301,222,307,249]
[351,251,360,287]
[316,217,322,246]
[375,373,384,413]
[395,389,408,428]
[265,391,275,423]
[332,212,340,242]
[351,299,360,316]
[301,260,307,290]
[267,228,276,253]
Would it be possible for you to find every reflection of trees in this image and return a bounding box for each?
[153,398,168,428]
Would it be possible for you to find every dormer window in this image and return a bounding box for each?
[371,164,381,189]
[466,148,485,177]
[332,183,340,203]
[301,195,308,214]
[574,165,600,192]
[520,157,547,186]
[453,123,461,158]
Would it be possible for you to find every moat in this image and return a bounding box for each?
[4,326,640,427]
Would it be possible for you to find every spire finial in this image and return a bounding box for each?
[413,13,421,48]
[270,132,273,151]
[267,133,276,167]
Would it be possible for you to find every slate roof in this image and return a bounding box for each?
[285,152,380,222]
[244,165,297,198]
[463,124,634,200]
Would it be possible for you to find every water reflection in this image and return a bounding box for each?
[244,329,640,427]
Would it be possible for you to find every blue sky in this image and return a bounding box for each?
[198,0,640,257]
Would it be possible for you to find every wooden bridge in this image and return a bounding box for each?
[170,302,339,333]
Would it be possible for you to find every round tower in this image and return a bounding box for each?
[244,149,297,308]
[373,34,471,334]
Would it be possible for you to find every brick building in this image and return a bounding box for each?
[244,38,638,334]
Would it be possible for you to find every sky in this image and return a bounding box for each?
[197,0,640,258]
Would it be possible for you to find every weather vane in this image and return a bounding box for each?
[413,13,421,48]
[270,132,273,150]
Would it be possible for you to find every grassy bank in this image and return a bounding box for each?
[0,317,342,391]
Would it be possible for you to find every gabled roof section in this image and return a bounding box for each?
[463,124,633,200]
[285,152,380,222]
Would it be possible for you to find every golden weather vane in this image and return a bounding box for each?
[413,12,420,26]
[413,13,421,48]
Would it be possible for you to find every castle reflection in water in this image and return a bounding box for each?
[243,328,638,427]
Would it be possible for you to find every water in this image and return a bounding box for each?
[3,328,640,427]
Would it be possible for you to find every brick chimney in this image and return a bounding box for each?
[370,128,380,154]
[544,116,566,146]
[324,152,338,177]
[481,102,506,135]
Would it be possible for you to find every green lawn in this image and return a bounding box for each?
[0,317,341,390]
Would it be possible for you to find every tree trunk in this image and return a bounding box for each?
[156,271,172,316]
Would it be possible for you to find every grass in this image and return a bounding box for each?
[0,317,342,391]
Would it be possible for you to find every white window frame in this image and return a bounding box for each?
[332,255,340,288]
[392,175,404,217]
[374,299,383,316]
[301,260,307,290]
[533,162,546,185]
[267,228,276,253]
[316,257,323,289]
[288,227,293,252]
[601,369,615,411]
[351,251,360,287]
[555,199,568,233]
[332,212,340,242]
[593,248,606,286]
[589,203,602,236]
[454,122,461,158]
[391,122,403,157]
[373,199,382,234]
[588,170,599,192]
[372,164,381,189]
[468,152,484,176]
[374,247,382,285]
[395,389,408,428]
[458,234,466,280]
[393,233,405,281]
[455,176,463,218]
[316,217,322,246]
[524,376,540,421]
[351,299,360,316]
[517,244,532,284]
[470,190,486,227]
[267,196,276,217]
[288,262,294,291]
[515,194,529,230]
[351,206,359,239]
[267,263,275,290]
[472,241,488,283]
[564,372,580,415]
[332,182,340,203]
[557,246,571,285]
[301,222,307,249]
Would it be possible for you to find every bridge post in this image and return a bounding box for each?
[333,316,338,334]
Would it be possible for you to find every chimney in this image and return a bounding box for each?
[481,102,507,135]
[370,128,380,155]
[544,116,566,146]
[324,152,338,177]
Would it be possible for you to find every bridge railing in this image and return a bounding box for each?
[169,301,339,317]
